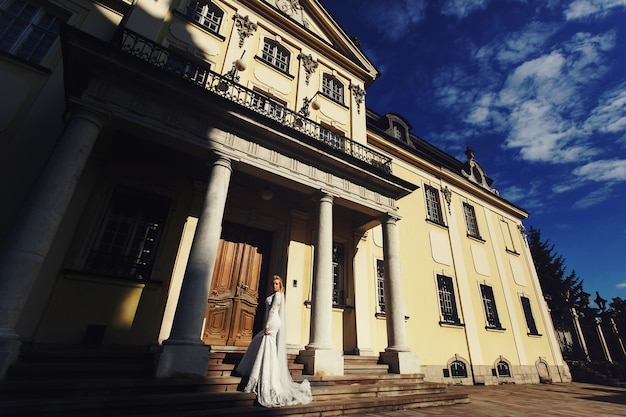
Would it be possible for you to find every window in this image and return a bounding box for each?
[437,275,461,325]
[521,296,540,335]
[496,360,511,377]
[480,284,503,329]
[320,125,343,149]
[184,1,223,34]
[500,219,517,253]
[85,187,170,280]
[463,202,481,239]
[424,185,444,225]
[332,242,345,306]
[376,259,385,314]
[260,38,289,72]
[450,360,468,378]
[322,73,343,103]
[251,89,285,121]
[0,0,66,64]
[391,122,405,141]
[164,50,210,85]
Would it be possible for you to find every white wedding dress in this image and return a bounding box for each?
[236,291,312,408]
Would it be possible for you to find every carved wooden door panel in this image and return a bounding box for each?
[203,224,269,346]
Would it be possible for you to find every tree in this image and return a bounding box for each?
[527,226,589,319]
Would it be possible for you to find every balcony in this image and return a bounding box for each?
[113,28,392,174]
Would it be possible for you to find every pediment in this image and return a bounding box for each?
[251,0,379,85]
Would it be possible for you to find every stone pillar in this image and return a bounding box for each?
[378,214,420,374]
[299,192,343,376]
[595,317,613,363]
[156,154,232,378]
[571,307,590,362]
[0,108,105,379]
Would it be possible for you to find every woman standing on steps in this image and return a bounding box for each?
[236,275,312,408]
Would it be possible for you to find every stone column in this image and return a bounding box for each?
[299,192,343,375]
[0,108,105,379]
[156,154,232,378]
[378,214,420,374]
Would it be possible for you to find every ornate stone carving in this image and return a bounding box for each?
[298,53,318,85]
[461,147,499,195]
[233,14,257,48]
[273,0,310,28]
[349,83,365,114]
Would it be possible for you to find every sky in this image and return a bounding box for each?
[321,0,626,304]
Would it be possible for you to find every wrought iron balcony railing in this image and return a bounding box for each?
[113,28,392,174]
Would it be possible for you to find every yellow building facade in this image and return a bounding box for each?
[0,0,569,385]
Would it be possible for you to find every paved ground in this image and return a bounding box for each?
[361,382,626,417]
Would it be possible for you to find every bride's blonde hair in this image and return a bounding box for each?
[272,275,285,292]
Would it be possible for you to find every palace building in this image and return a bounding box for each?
[0,0,570,387]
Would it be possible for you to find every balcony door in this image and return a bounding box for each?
[202,222,272,346]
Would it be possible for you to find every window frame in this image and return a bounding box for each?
[424,184,445,226]
[375,258,385,315]
[321,73,344,104]
[183,0,224,34]
[332,241,346,306]
[0,0,67,65]
[436,274,462,326]
[259,38,290,73]
[521,295,541,336]
[480,283,504,330]
[463,202,482,240]
[84,187,171,281]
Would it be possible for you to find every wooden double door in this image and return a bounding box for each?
[202,222,272,346]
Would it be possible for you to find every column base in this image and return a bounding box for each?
[155,342,210,378]
[0,333,21,380]
[379,350,420,374]
[298,349,344,376]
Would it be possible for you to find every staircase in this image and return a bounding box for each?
[0,346,469,416]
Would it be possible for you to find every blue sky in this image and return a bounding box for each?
[322,0,626,303]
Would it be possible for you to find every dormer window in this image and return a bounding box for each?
[322,73,344,103]
[185,1,224,34]
[392,122,405,141]
[260,38,290,72]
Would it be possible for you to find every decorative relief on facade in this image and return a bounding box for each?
[298,53,318,85]
[461,146,499,195]
[349,83,365,114]
[273,0,311,28]
[233,14,257,48]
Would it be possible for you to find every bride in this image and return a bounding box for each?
[236,275,313,407]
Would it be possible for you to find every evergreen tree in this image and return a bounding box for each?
[528,226,589,319]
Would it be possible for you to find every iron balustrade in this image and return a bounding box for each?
[113,28,392,174]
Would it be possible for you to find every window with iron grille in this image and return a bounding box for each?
[450,360,468,378]
[463,202,481,239]
[480,284,502,329]
[0,0,66,64]
[332,242,345,306]
[521,296,540,335]
[376,259,385,314]
[424,185,444,225]
[437,275,461,325]
[184,1,223,34]
[496,360,511,377]
[85,187,170,280]
[260,39,289,72]
[322,73,343,103]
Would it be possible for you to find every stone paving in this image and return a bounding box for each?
[360,382,626,417]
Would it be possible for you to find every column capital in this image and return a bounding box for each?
[66,106,108,129]
[312,189,336,203]
[381,212,402,224]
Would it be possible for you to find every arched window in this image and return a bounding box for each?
[450,360,468,378]
[260,39,290,72]
[185,1,224,34]
[322,73,344,103]
[496,360,511,377]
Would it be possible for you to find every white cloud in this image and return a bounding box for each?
[573,159,626,181]
[584,82,626,135]
[361,1,427,41]
[565,0,626,20]
[572,184,615,209]
[617,282,626,289]
[441,0,491,19]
